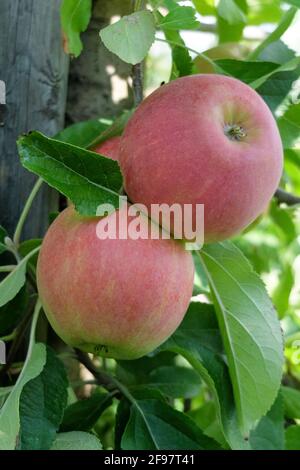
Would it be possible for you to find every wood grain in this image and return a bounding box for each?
[0,0,69,240]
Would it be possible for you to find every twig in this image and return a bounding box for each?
[75,349,118,392]
[75,350,135,404]
[132,63,144,106]
[274,188,300,206]
[131,0,145,107]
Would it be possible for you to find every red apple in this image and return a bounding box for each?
[119,75,283,242]
[93,136,121,161]
[37,205,194,360]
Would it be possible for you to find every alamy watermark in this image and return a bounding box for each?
[95,196,204,251]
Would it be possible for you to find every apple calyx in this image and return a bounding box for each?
[224,124,247,141]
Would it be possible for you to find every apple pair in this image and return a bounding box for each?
[37,75,283,359]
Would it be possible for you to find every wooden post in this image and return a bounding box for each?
[0,0,69,240]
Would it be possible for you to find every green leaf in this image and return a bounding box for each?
[0,343,46,449]
[60,0,92,57]
[117,352,175,386]
[272,264,294,318]
[256,69,300,113]
[18,346,68,450]
[100,11,156,65]
[247,0,282,26]
[285,0,300,8]
[249,393,284,450]
[270,200,297,244]
[285,425,300,450]
[158,6,200,30]
[60,391,112,432]
[217,0,246,24]
[88,110,134,149]
[189,402,227,448]
[160,302,249,449]
[0,246,40,308]
[249,7,297,60]
[214,59,279,84]
[55,119,112,148]
[0,226,8,254]
[122,399,220,450]
[192,0,215,16]
[282,386,300,419]
[198,241,284,435]
[217,0,247,42]
[258,40,295,65]
[143,366,202,399]
[51,431,102,450]
[17,131,123,216]
[0,286,28,336]
[278,103,300,149]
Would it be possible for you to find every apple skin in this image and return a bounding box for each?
[194,43,249,74]
[93,136,121,161]
[37,205,194,360]
[119,74,283,243]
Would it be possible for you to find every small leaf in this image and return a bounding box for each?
[198,242,284,435]
[258,40,295,65]
[60,391,112,432]
[0,286,28,336]
[278,103,300,149]
[144,366,201,399]
[249,7,297,60]
[192,0,215,16]
[55,119,112,148]
[117,352,175,386]
[122,399,220,450]
[217,0,246,25]
[272,264,294,318]
[100,11,155,65]
[285,425,300,450]
[17,131,123,216]
[18,346,68,450]
[158,6,200,30]
[282,386,300,419]
[256,69,299,113]
[51,431,102,450]
[60,0,92,57]
[0,247,40,308]
[88,110,134,149]
[0,343,46,450]
[214,59,279,84]
[249,393,284,450]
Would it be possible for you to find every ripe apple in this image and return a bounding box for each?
[119,74,283,243]
[37,205,194,360]
[93,136,121,161]
[193,43,249,74]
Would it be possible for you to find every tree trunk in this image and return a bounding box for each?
[0,0,69,240]
[66,0,134,123]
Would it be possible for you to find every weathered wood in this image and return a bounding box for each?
[66,0,134,123]
[0,0,69,240]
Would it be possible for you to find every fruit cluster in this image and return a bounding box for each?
[37,75,283,359]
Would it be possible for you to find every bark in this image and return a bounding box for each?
[0,0,69,239]
[66,0,134,123]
